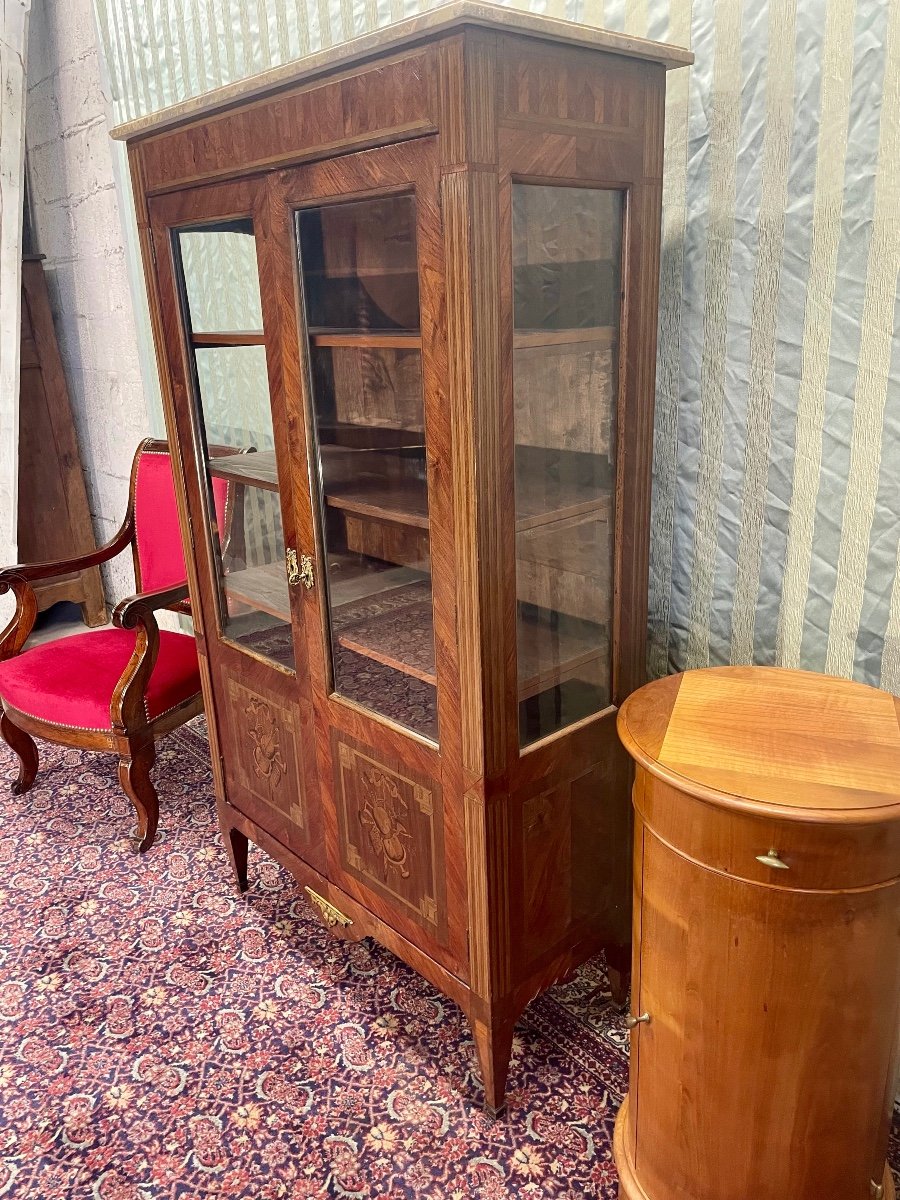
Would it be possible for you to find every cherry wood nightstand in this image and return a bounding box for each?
[615,666,900,1200]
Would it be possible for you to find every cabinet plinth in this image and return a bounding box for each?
[119,1,691,1113]
[616,666,900,1200]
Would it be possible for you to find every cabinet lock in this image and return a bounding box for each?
[286,548,314,589]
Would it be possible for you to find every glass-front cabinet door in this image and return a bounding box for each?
[268,143,466,979]
[511,183,622,748]
[174,219,296,670]
[149,179,324,873]
[294,192,439,743]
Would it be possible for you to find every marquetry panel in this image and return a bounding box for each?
[500,40,645,132]
[225,677,306,830]
[139,52,437,191]
[333,732,446,938]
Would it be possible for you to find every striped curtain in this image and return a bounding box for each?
[94,0,900,693]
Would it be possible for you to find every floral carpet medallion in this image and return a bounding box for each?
[0,722,896,1198]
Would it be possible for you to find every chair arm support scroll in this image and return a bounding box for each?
[110,582,191,733]
[0,576,39,661]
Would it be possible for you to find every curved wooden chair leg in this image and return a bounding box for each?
[0,710,38,795]
[118,740,159,853]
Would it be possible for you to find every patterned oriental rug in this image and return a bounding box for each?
[0,720,897,1199]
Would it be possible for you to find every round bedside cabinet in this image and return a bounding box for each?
[614,666,900,1200]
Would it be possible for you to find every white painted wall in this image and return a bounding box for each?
[24,0,149,601]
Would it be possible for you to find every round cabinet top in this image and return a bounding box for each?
[618,666,900,824]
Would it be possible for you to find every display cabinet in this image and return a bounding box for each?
[115,1,691,1113]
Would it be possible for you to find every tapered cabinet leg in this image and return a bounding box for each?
[226,825,250,893]
[471,1017,516,1118]
[118,740,159,853]
[606,942,631,1009]
[0,711,38,795]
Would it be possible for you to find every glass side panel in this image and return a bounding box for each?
[512,184,622,748]
[296,195,438,742]
[174,220,295,670]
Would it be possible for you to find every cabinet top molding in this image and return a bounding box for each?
[618,666,900,825]
[110,0,693,144]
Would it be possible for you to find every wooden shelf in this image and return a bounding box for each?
[305,266,418,280]
[515,469,612,531]
[209,450,280,492]
[319,461,610,535]
[332,578,606,698]
[225,562,290,621]
[310,330,421,349]
[517,609,607,700]
[325,479,429,529]
[513,326,616,349]
[332,579,435,684]
[192,331,265,347]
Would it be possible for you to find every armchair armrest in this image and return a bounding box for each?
[0,517,135,661]
[110,581,191,733]
[0,517,134,590]
[112,581,190,631]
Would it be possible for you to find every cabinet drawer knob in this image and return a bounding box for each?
[871,1182,885,1200]
[756,848,789,870]
[625,1012,651,1030]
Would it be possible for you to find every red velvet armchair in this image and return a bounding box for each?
[0,439,230,851]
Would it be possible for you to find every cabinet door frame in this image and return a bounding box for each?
[266,138,469,979]
[498,140,655,760]
[148,176,325,871]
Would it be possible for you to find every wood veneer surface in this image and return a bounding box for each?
[619,665,900,820]
[130,21,681,1115]
[616,666,900,1200]
[110,0,692,144]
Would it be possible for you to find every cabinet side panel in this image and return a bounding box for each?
[513,715,632,983]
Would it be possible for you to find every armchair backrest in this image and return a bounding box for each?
[131,439,230,594]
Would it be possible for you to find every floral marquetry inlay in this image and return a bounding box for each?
[226,679,305,831]
[332,731,446,939]
[245,697,287,788]
[359,766,412,880]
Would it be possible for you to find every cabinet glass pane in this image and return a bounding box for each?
[180,222,263,334]
[174,221,295,670]
[296,195,437,742]
[512,184,622,747]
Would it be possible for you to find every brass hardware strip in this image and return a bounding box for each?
[285,548,315,590]
[304,886,352,928]
[298,553,314,589]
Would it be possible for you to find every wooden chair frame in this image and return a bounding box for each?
[0,437,234,851]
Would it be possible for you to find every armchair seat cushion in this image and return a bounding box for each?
[0,629,201,733]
